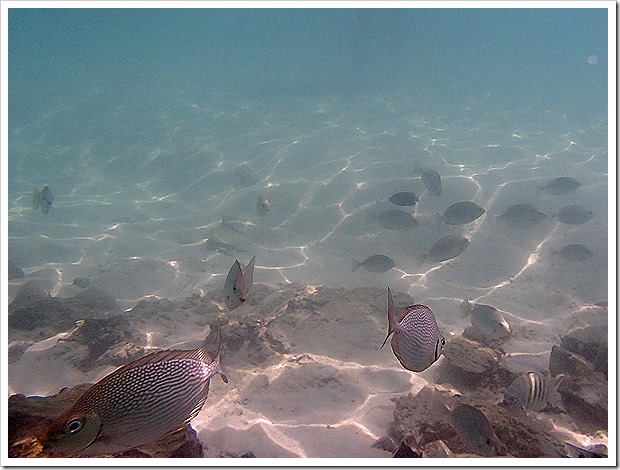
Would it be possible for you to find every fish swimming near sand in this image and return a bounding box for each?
[437,201,485,226]
[502,371,560,412]
[421,235,470,264]
[352,255,396,273]
[256,195,271,217]
[374,209,418,231]
[553,244,593,262]
[555,205,594,225]
[413,161,442,196]
[389,192,419,207]
[460,300,511,340]
[382,287,445,372]
[541,176,581,195]
[224,255,256,310]
[42,320,228,456]
[498,203,547,228]
[32,185,54,215]
[448,403,500,456]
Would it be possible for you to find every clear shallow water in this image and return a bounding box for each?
[6,6,610,459]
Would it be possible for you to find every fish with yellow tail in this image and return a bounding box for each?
[42,320,228,456]
[381,287,445,372]
[224,255,256,310]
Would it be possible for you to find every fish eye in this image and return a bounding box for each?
[441,338,446,346]
[232,286,237,293]
[65,418,84,434]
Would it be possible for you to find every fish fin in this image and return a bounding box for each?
[460,299,472,318]
[381,287,396,348]
[352,258,361,272]
[213,318,228,384]
[244,255,256,288]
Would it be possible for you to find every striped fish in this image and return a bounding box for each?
[502,371,555,411]
[43,320,228,456]
[381,287,445,372]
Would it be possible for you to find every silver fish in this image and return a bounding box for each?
[389,192,419,207]
[502,371,558,412]
[555,205,594,225]
[437,201,485,225]
[460,300,511,339]
[224,255,256,310]
[32,185,54,215]
[375,209,418,231]
[498,203,547,228]
[256,195,271,217]
[382,287,445,372]
[422,235,470,263]
[413,161,441,196]
[449,403,499,456]
[542,176,581,195]
[352,255,396,273]
[554,244,593,262]
[43,320,228,455]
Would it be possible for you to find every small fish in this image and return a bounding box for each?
[375,209,418,231]
[564,441,607,458]
[389,192,419,207]
[460,300,511,340]
[222,215,248,234]
[352,255,396,273]
[553,244,593,262]
[42,320,228,456]
[256,195,271,217]
[498,203,547,228]
[448,404,499,456]
[32,185,54,215]
[542,176,581,195]
[422,235,470,264]
[204,234,246,255]
[555,205,594,225]
[413,161,442,196]
[382,287,445,372]
[502,371,559,412]
[437,201,485,226]
[224,255,256,310]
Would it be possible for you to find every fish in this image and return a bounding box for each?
[374,209,418,231]
[352,255,396,273]
[502,371,560,412]
[256,195,271,217]
[222,215,248,234]
[42,320,228,456]
[555,205,594,225]
[564,441,608,458]
[203,234,246,255]
[498,203,547,228]
[381,287,445,373]
[389,192,419,207]
[32,185,54,215]
[422,235,470,264]
[448,404,499,456]
[460,300,511,340]
[224,255,256,310]
[437,201,485,226]
[413,161,442,196]
[554,244,593,262]
[542,176,581,195]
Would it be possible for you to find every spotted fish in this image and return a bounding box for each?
[32,185,54,215]
[389,192,419,207]
[224,255,256,310]
[449,404,499,456]
[352,254,396,273]
[498,203,547,228]
[555,205,594,225]
[542,176,581,195]
[422,235,470,264]
[437,201,485,226]
[43,320,228,456]
[381,287,445,372]
[502,371,559,412]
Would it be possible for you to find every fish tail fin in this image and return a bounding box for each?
[245,255,256,287]
[460,299,472,318]
[352,257,361,272]
[211,318,228,384]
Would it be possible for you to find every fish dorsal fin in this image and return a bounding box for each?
[244,255,256,286]
[397,304,430,323]
[107,346,211,378]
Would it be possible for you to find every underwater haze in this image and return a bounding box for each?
[7,6,610,460]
